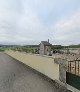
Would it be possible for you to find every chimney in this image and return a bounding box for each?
[48,39,49,43]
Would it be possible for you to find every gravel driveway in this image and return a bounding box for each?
[0,52,71,92]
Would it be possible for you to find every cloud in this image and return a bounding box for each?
[51,10,80,45]
[0,0,80,45]
[0,0,50,44]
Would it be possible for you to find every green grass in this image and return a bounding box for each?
[0,48,5,52]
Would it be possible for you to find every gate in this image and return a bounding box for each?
[67,60,80,76]
[66,60,80,90]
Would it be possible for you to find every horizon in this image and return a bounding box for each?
[0,42,80,46]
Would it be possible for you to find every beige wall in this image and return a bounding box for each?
[6,51,59,81]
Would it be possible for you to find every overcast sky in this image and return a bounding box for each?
[0,0,80,45]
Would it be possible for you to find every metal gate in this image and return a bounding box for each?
[66,60,80,90]
[67,60,80,76]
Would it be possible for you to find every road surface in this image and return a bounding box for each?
[0,52,71,92]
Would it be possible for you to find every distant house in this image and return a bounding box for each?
[39,40,52,55]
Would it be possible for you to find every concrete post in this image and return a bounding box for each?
[59,59,67,84]
[54,58,67,84]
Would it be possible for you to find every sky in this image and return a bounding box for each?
[0,0,80,45]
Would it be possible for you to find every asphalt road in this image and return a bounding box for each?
[0,52,71,92]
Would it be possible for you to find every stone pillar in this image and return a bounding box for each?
[54,58,67,84]
[59,59,67,84]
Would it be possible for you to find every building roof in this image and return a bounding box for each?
[41,41,52,46]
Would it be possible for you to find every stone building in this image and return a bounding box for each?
[39,40,52,55]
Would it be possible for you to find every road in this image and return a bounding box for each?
[0,52,71,92]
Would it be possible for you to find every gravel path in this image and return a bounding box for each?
[0,52,71,92]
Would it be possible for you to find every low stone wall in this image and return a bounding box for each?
[6,51,59,81]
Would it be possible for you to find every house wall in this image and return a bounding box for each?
[40,42,51,55]
[40,43,44,55]
[44,46,51,55]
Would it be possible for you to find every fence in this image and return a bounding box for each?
[67,60,80,76]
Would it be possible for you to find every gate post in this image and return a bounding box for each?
[54,58,67,84]
[59,59,67,84]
